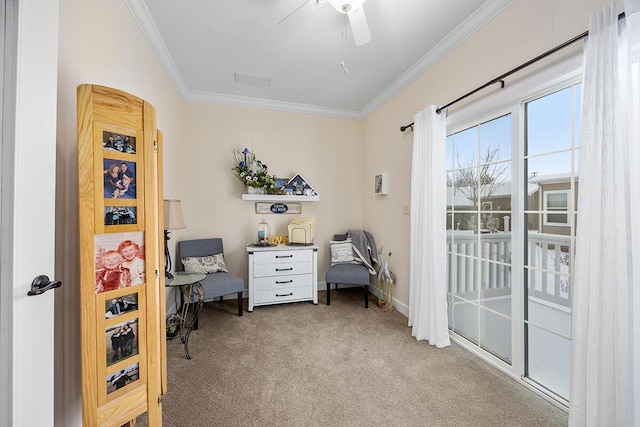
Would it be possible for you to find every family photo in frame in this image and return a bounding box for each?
[103,159,137,199]
[104,206,137,226]
[104,293,138,318]
[94,232,145,294]
[106,362,139,395]
[102,130,136,154]
[106,318,139,366]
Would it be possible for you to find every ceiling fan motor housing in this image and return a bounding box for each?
[328,0,367,14]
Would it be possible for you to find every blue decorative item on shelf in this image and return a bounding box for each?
[283,174,318,196]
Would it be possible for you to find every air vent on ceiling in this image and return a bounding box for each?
[234,73,272,87]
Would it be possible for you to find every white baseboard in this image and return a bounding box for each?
[165,282,410,319]
[319,281,410,318]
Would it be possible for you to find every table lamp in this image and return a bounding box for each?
[163,199,186,279]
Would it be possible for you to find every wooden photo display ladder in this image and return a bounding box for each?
[77,84,166,426]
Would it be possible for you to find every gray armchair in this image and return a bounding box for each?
[325,233,372,308]
[177,238,244,317]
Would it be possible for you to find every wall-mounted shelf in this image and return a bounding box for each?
[241,194,319,202]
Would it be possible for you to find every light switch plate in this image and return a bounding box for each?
[403,204,410,215]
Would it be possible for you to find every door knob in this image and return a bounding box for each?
[27,275,62,296]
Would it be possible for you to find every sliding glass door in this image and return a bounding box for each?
[447,114,513,363]
[446,81,581,403]
[524,84,580,400]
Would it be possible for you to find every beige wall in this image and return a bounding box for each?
[53,0,613,424]
[361,0,610,307]
[179,101,363,282]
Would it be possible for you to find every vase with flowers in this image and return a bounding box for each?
[232,147,278,194]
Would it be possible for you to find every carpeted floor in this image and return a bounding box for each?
[138,288,567,426]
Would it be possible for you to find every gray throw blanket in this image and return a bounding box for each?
[347,229,378,274]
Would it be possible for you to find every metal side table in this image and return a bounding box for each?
[165,272,206,359]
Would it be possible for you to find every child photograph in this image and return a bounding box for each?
[94,232,145,294]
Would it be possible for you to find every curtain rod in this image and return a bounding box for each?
[399,31,587,132]
[399,12,625,133]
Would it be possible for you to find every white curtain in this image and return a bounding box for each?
[570,1,640,425]
[408,105,450,348]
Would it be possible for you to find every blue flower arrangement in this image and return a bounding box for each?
[231,147,277,192]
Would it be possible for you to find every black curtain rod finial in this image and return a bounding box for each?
[400,123,414,132]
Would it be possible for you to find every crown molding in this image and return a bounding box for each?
[182,89,363,120]
[359,0,515,118]
[125,0,362,120]
[124,0,189,94]
[126,0,514,121]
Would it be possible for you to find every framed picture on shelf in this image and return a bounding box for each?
[283,174,318,196]
[274,178,289,190]
[374,173,388,195]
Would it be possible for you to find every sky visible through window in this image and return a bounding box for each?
[446,83,582,180]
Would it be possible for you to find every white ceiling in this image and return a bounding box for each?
[126,0,514,120]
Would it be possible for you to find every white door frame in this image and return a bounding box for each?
[0,0,19,423]
[0,0,59,425]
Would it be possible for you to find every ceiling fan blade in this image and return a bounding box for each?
[278,0,324,26]
[347,5,371,46]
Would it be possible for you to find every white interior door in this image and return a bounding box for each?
[0,0,59,425]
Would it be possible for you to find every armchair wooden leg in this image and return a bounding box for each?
[237,292,243,316]
[364,285,369,308]
[326,283,331,305]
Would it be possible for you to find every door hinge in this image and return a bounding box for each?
[158,394,163,404]
[155,269,160,278]
[153,140,158,152]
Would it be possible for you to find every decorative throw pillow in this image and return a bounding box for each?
[329,239,355,265]
[181,254,229,274]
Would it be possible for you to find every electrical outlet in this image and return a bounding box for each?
[403,204,410,215]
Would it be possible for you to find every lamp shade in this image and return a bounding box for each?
[163,199,186,230]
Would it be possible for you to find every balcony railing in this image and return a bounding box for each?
[447,230,571,307]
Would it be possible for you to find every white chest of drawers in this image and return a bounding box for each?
[247,244,318,311]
